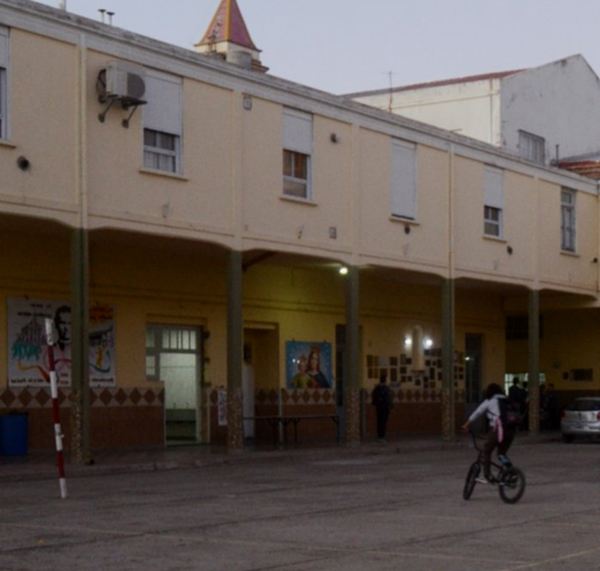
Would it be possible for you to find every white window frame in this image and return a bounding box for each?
[282,108,312,200]
[143,129,180,173]
[142,69,183,174]
[0,26,9,140]
[484,206,502,238]
[283,149,311,199]
[519,130,545,165]
[483,166,504,238]
[390,139,417,220]
[561,188,576,252]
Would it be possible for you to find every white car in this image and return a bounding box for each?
[561,397,600,442]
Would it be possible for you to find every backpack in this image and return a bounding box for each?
[498,396,522,430]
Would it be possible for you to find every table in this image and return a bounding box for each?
[244,415,340,446]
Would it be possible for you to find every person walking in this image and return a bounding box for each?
[372,371,393,441]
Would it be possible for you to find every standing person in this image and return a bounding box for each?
[372,371,393,442]
[508,377,523,405]
[462,383,516,483]
[520,381,529,432]
[508,377,526,431]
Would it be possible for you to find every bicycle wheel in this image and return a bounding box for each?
[498,467,526,504]
[463,461,480,500]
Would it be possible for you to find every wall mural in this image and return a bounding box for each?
[286,341,332,389]
[8,298,116,387]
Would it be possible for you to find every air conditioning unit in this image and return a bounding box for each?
[99,61,146,106]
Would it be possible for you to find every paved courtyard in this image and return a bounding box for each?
[1,434,599,570]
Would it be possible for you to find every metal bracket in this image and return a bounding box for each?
[98,97,116,123]
[121,103,140,129]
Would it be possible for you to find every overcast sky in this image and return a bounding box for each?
[35,0,600,95]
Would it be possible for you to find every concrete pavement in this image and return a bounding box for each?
[0,431,560,482]
[3,431,586,571]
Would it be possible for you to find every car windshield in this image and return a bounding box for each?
[566,400,600,412]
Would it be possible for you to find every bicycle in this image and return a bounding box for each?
[462,430,526,504]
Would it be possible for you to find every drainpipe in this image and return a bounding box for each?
[70,34,92,464]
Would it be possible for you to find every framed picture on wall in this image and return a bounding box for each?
[286,341,332,389]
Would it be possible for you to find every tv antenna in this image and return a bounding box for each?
[387,71,396,113]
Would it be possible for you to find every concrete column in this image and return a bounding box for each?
[344,265,361,446]
[441,278,455,440]
[344,266,361,446]
[227,250,244,450]
[528,289,540,433]
[70,227,91,463]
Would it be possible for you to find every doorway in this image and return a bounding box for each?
[243,325,279,440]
[146,325,203,445]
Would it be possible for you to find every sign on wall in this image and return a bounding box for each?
[285,341,332,389]
[8,298,116,388]
[89,305,116,387]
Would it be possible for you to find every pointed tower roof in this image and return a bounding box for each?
[196,0,259,52]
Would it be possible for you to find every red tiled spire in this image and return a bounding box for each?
[196,0,259,51]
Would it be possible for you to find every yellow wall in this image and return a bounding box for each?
[507,308,600,393]
[3,30,77,221]
[2,15,600,411]
[538,181,598,292]
[358,138,449,272]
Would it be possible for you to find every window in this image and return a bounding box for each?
[283,108,312,199]
[570,369,593,382]
[483,166,504,237]
[142,70,182,173]
[505,315,543,340]
[391,139,417,219]
[144,130,178,172]
[0,26,8,140]
[283,150,309,198]
[519,130,545,164]
[146,325,199,381]
[561,188,576,252]
[484,206,502,237]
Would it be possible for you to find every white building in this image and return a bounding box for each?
[348,55,600,168]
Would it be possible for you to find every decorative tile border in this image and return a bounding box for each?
[0,387,164,409]
[208,387,465,406]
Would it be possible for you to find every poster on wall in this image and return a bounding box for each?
[285,341,332,389]
[8,298,116,388]
[88,305,116,387]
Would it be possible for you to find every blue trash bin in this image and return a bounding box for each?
[0,413,29,456]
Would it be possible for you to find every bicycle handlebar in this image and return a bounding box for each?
[468,429,485,451]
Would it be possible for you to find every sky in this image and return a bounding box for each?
[34,0,600,95]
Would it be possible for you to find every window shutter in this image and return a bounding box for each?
[0,26,8,68]
[283,108,312,155]
[484,167,504,209]
[143,70,182,135]
[391,139,417,219]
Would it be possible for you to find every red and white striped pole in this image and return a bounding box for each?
[45,318,68,499]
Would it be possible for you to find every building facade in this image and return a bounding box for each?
[348,55,600,167]
[1,0,599,454]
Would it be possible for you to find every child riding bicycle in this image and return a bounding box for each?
[462,383,516,483]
